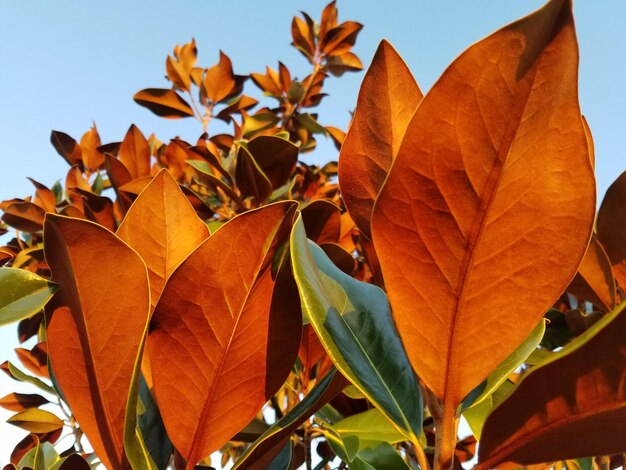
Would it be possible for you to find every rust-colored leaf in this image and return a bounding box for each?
[117,169,209,310]
[44,215,150,470]
[15,343,49,379]
[27,179,56,213]
[339,40,423,239]
[148,201,300,468]
[119,124,151,179]
[477,303,626,468]
[300,200,341,245]
[597,170,626,290]
[79,125,104,172]
[325,52,363,77]
[134,88,195,118]
[0,393,48,412]
[320,21,362,56]
[72,189,116,231]
[371,0,595,414]
[203,51,236,104]
[235,146,273,205]
[1,202,45,232]
[567,234,616,311]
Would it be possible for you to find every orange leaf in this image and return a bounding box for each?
[148,201,300,468]
[1,202,45,232]
[597,170,626,290]
[117,169,209,310]
[0,393,48,412]
[339,40,423,239]
[79,125,104,172]
[134,88,195,118]
[371,0,595,412]
[44,215,150,470]
[27,178,56,213]
[567,234,616,311]
[203,51,236,104]
[477,304,626,467]
[119,124,151,179]
[15,343,49,379]
[50,131,82,169]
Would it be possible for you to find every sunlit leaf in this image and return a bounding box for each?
[80,125,105,172]
[477,302,626,467]
[149,201,300,468]
[134,88,195,118]
[290,216,422,445]
[371,0,595,420]
[8,409,63,434]
[0,268,57,327]
[1,202,46,232]
[44,214,150,470]
[203,51,236,103]
[0,393,48,412]
[50,131,82,169]
[119,125,152,179]
[0,361,55,395]
[338,40,422,239]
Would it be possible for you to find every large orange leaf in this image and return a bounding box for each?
[44,215,150,470]
[116,169,209,310]
[597,170,626,290]
[148,201,300,468]
[338,39,422,239]
[371,0,594,410]
[477,302,626,468]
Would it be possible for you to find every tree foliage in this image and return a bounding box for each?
[1,0,625,469]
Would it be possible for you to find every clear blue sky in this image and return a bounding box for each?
[0,0,624,464]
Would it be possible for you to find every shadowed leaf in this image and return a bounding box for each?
[597,170,626,290]
[0,393,49,412]
[134,89,195,118]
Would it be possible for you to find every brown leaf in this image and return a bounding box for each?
[371,0,595,416]
[58,454,91,470]
[325,52,363,77]
[320,21,362,56]
[203,51,236,104]
[597,170,626,290]
[134,88,195,118]
[0,393,48,412]
[320,243,356,275]
[215,95,259,122]
[10,434,39,466]
[247,136,298,190]
[148,201,300,468]
[567,234,616,311]
[300,200,341,244]
[477,304,626,468]
[235,146,273,206]
[15,343,49,379]
[166,39,197,92]
[1,202,45,232]
[44,214,150,470]
[27,178,56,213]
[319,1,338,41]
[117,169,209,310]
[291,16,315,62]
[338,40,423,239]
[119,124,151,179]
[50,131,82,169]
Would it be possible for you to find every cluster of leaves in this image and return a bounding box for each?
[1,0,626,469]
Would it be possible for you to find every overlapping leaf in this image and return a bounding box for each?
[290,216,422,446]
[134,89,195,118]
[597,170,626,290]
[0,268,57,326]
[44,215,151,470]
[148,201,300,468]
[338,40,422,239]
[477,302,626,468]
[371,0,595,418]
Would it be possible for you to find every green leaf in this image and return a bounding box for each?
[460,319,546,412]
[334,408,407,450]
[462,379,515,440]
[137,376,173,469]
[290,215,422,445]
[0,268,57,326]
[266,441,293,470]
[1,361,56,395]
[233,369,347,469]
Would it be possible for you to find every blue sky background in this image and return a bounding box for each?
[0,0,624,464]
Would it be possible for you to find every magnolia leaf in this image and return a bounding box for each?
[300,200,341,245]
[119,125,151,180]
[149,201,300,468]
[333,408,407,449]
[0,361,55,395]
[117,169,209,310]
[44,214,150,470]
[8,409,63,434]
[50,131,82,168]
[203,51,236,103]
[0,393,49,412]
[338,40,423,239]
[1,202,46,232]
[0,268,57,326]
[477,302,626,467]
[463,379,515,441]
[80,125,104,172]
[597,170,626,290]
[371,0,595,421]
[134,88,195,118]
[246,136,298,190]
[233,369,347,470]
[235,145,273,205]
[290,215,423,446]
[567,234,616,311]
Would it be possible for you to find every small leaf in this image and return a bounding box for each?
[597,170,626,290]
[235,145,273,205]
[119,125,152,179]
[134,89,195,118]
[0,268,57,327]
[8,409,63,434]
[0,361,56,395]
[50,131,82,168]
[0,393,49,412]
[203,51,236,103]
[80,125,105,172]
[2,202,46,232]
[246,136,298,190]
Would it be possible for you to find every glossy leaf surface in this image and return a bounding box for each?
[478,302,626,467]
[0,268,57,327]
[117,169,209,310]
[290,216,422,444]
[44,215,150,470]
[338,40,422,239]
[7,409,63,434]
[371,0,595,408]
[149,201,300,468]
